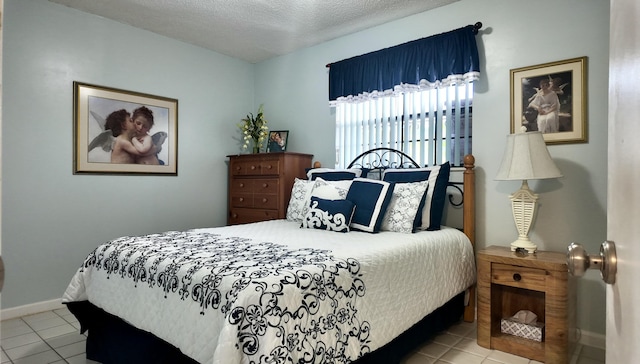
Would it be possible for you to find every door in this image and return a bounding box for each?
[607,0,640,362]
[0,0,4,298]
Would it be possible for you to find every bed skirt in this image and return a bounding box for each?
[66,292,465,364]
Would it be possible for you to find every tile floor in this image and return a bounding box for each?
[1,308,605,364]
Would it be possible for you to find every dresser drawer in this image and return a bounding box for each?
[229,194,253,208]
[230,159,281,176]
[230,160,261,176]
[490,263,546,291]
[253,194,278,209]
[229,178,279,194]
[252,179,279,193]
[259,160,280,175]
[229,208,279,225]
[229,179,252,193]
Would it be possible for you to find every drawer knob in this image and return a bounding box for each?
[513,273,522,281]
[251,165,256,170]
[239,183,244,188]
[262,198,268,203]
[266,165,272,169]
[239,197,244,202]
[232,213,238,218]
[262,183,268,188]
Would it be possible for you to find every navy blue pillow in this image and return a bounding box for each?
[382,162,451,230]
[301,197,355,233]
[345,178,394,233]
[310,171,357,181]
[306,168,362,181]
[382,169,431,183]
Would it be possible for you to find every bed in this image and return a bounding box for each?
[62,148,477,364]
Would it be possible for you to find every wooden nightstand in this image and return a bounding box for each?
[477,246,576,363]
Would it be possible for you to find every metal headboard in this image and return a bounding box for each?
[346,147,463,207]
[347,147,420,169]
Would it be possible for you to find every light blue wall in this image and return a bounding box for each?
[2,0,254,308]
[3,0,609,337]
[255,0,609,336]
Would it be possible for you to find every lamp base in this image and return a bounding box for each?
[510,237,538,254]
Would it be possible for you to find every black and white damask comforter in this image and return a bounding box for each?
[62,220,475,364]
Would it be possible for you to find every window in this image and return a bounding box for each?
[334,82,473,168]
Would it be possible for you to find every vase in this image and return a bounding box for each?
[252,146,260,154]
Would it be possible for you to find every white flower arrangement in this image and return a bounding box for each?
[238,104,268,151]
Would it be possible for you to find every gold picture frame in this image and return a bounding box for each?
[73,82,178,175]
[510,56,587,144]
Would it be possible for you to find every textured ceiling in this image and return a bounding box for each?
[48,0,459,63]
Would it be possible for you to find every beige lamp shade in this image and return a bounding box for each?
[495,131,563,181]
[495,131,562,253]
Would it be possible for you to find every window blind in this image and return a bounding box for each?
[335,82,473,168]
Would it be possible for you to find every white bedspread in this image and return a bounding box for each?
[62,220,475,364]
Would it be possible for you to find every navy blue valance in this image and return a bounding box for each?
[329,25,480,101]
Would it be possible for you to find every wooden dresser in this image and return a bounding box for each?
[227,152,313,225]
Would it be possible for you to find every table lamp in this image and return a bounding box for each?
[495,131,562,253]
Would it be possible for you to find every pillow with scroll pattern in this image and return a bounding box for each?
[301,197,356,233]
[381,181,429,233]
[286,178,314,222]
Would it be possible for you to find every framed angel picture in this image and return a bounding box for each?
[73,82,178,175]
[510,56,587,144]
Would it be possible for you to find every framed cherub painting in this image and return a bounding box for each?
[510,57,587,144]
[73,82,178,175]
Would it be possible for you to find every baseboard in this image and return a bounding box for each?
[1,298,66,321]
[579,329,606,350]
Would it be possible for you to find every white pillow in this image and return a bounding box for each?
[286,178,314,222]
[381,181,429,233]
[311,178,352,199]
[300,178,352,219]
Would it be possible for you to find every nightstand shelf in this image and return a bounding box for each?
[477,246,576,363]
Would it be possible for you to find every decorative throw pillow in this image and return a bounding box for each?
[301,197,356,233]
[345,178,394,233]
[299,178,352,219]
[306,168,362,181]
[382,162,451,230]
[381,181,429,233]
[310,178,352,199]
[286,178,315,222]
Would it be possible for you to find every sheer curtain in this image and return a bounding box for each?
[329,25,480,168]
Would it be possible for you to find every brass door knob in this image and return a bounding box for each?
[567,241,617,284]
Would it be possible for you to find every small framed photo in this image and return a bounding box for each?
[73,82,178,175]
[510,56,587,144]
[266,130,289,153]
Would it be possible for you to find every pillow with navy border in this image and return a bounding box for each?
[382,162,451,231]
[346,178,394,233]
[301,196,355,233]
[306,168,362,181]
